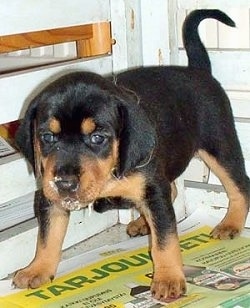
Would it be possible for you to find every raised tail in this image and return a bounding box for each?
[182,9,235,73]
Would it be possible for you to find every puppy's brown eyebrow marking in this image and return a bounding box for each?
[49,117,61,134]
[81,118,96,135]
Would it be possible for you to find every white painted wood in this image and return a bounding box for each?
[236,122,250,162]
[0,56,112,124]
[140,0,170,65]
[0,192,35,230]
[184,158,209,183]
[109,0,128,72]
[210,51,250,91]
[218,9,249,49]
[229,92,250,119]
[185,187,228,217]
[0,56,74,75]
[0,156,36,204]
[124,0,143,68]
[178,0,250,9]
[0,0,110,35]
[173,175,186,222]
[110,0,144,72]
[185,186,250,228]
[178,50,250,91]
[53,42,77,58]
[118,208,139,225]
[168,0,179,65]
[0,210,118,279]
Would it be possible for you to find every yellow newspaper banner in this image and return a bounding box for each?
[1,226,250,307]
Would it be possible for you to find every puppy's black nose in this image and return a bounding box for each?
[55,176,79,193]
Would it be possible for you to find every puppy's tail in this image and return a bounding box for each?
[183,9,235,73]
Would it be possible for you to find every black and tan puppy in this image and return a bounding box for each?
[13,10,250,301]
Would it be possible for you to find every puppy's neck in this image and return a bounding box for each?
[100,172,146,202]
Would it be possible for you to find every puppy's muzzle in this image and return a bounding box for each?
[54,175,79,194]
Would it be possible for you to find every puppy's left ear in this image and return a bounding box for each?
[117,98,156,177]
[15,98,39,172]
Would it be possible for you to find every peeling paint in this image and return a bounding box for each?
[158,48,163,65]
[130,9,135,30]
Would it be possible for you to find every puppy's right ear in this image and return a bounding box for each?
[15,98,39,171]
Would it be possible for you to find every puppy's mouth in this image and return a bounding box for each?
[59,194,94,211]
[60,197,86,211]
[49,176,95,211]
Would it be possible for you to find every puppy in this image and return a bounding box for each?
[13,10,249,302]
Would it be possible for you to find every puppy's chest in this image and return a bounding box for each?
[100,172,146,202]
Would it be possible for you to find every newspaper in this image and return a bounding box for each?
[0,208,250,307]
[0,136,16,158]
[0,121,19,158]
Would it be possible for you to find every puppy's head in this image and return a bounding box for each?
[16,72,155,210]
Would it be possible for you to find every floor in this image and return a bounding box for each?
[61,223,130,261]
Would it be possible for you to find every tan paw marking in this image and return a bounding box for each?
[126,216,150,237]
[151,268,186,301]
[13,265,55,289]
[210,223,242,240]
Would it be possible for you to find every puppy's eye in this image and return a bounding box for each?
[41,133,58,144]
[90,133,105,145]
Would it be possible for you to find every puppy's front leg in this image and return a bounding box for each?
[13,191,70,289]
[143,183,186,301]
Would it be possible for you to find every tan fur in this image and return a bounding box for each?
[142,208,186,299]
[81,117,96,135]
[198,149,248,239]
[49,117,61,134]
[13,206,69,288]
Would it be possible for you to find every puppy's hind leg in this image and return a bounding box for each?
[126,182,177,237]
[198,149,250,239]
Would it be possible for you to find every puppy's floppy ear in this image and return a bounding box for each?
[15,99,39,172]
[117,98,156,177]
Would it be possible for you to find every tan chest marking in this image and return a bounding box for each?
[100,172,146,203]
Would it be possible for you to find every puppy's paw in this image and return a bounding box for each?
[127,216,150,237]
[210,222,242,240]
[151,269,186,301]
[13,266,54,289]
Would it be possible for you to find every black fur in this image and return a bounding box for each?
[182,9,235,72]
[16,72,155,180]
[116,96,156,177]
